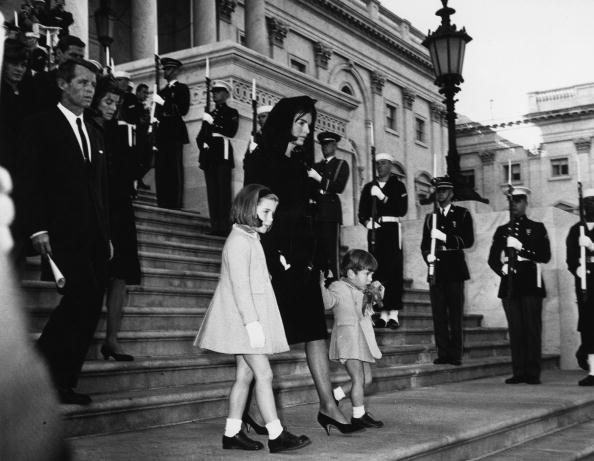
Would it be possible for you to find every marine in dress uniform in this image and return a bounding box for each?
[196,80,239,235]
[566,188,594,386]
[358,153,408,329]
[309,131,349,278]
[243,104,272,186]
[488,187,551,385]
[420,177,474,366]
[155,57,190,209]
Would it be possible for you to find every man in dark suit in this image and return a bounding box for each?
[197,80,239,235]
[309,131,349,278]
[421,177,474,366]
[488,187,551,385]
[358,153,408,329]
[18,58,110,405]
[565,188,594,386]
[155,57,190,209]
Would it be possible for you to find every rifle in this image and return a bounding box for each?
[505,160,517,298]
[578,174,587,294]
[251,79,257,144]
[428,152,438,286]
[369,122,377,254]
[147,49,162,159]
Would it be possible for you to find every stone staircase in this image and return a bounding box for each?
[21,189,555,438]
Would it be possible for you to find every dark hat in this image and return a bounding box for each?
[3,39,28,63]
[160,57,182,69]
[317,131,341,144]
[434,176,454,189]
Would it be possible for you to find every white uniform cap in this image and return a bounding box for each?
[375,153,394,163]
[211,80,232,93]
[583,188,594,198]
[510,186,531,197]
[257,105,273,115]
[113,70,131,80]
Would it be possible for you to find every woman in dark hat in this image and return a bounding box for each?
[244,96,360,434]
[88,76,141,361]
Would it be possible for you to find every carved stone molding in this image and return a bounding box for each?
[479,150,495,165]
[526,144,543,158]
[266,17,288,47]
[370,70,385,95]
[314,41,333,70]
[217,0,237,23]
[430,101,444,122]
[574,138,592,154]
[402,87,416,110]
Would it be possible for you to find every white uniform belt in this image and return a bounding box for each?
[117,121,136,147]
[212,133,231,160]
[379,216,400,223]
[504,256,532,263]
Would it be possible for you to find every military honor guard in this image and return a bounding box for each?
[420,177,474,366]
[309,131,349,278]
[197,80,239,236]
[155,57,190,210]
[566,187,594,386]
[488,187,551,384]
[358,153,408,329]
[243,104,271,186]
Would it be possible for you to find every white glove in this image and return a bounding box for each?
[431,228,447,242]
[370,185,386,201]
[202,113,214,125]
[579,235,594,251]
[365,220,381,230]
[506,236,523,250]
[576,265,586,280]
[279,254,291,271]
[501,263,508,276]
[426,254,436,264]
[307,168,322,182]
[245,321,265,348]
[248,141,258,153]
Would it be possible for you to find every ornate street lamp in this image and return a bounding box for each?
[94,0,115,67]
[423,0,488,203]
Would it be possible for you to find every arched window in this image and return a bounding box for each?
[392,161,406,181]
[415,172,433,203]
[340,84,353,95]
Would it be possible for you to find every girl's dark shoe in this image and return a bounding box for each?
[268,429,311,453]
[351,412,384,429]
[101,345,134,361]
[317,412,365,435]
[222,430,264,450]
[242,413,267,435]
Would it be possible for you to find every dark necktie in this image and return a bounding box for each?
[76,117,90,162]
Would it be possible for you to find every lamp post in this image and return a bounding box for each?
[94,0,115,68]
[423,0,488,203]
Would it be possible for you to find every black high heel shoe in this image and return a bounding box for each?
[242,413,267,435]
[101,345,134,362]
[317,412,364,435]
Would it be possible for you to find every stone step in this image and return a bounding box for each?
[475,419,594,460]
[138,239,223,259]
[63,355,556,437]
[133,203,211,231]
[374,326,508,348]
[136,224,225,248]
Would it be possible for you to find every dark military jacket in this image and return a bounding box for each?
[421,204,474,282]
[312,156,349,224]
[566,221,594,331]
[358,174,408,226]
[197,102,239,170]
[488,215,551,298]
[156,81,190,145]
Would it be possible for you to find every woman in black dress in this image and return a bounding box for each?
[246,96,359,433]
[89,76,141,361]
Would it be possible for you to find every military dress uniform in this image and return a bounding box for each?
[312,132,350,278]
[155,59,190,209]
[358,170,408,318]
[420,180,474,365]
[488,192,551,383]
[196,81,239,235]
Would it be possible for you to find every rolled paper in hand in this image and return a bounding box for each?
[47,255,66,289]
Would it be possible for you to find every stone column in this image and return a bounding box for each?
[130,0,157,60]
[245,0,267,55]
[402,87,417,219]
[65,0,88,54]
[370,70,385,183]
[194,0,217,46]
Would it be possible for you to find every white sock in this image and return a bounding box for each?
[224,418,242,437]
[588,354,594,376]
[266,419,283,440]
[380,311,389,322]
[352,405,365,419]
[333,386,346,402]
[388,310,399,322]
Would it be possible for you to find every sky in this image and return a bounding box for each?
[382,0,594,123]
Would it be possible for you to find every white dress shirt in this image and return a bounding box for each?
[57,102,92,162]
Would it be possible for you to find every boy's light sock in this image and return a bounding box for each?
[224,418,242,437]
[352,405,366,419]
[333,386,346,402]
[588,354,594,376]
[266,419,283,440]
[388,310,399,321]
[380,311,389,322]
